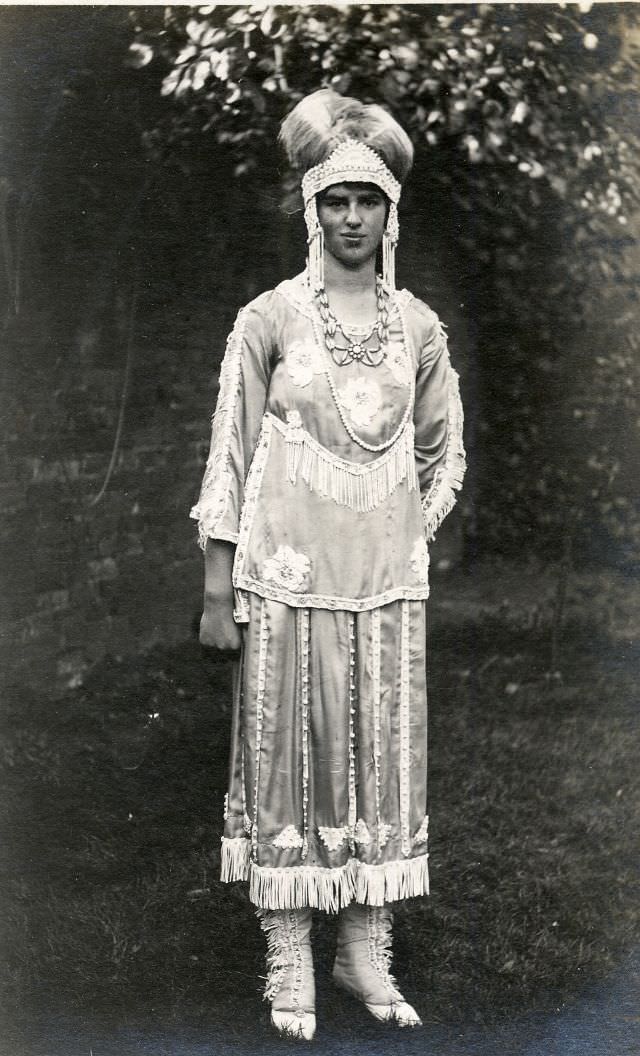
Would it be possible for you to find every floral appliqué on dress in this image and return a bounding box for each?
[338,376,382,428]
[286,342,320,388]
[353,819,372,846]
[273,825,304,849]
[409,536,430,585]
[262,545,311,593]
[384,339,411,387]
[318,825,350,852]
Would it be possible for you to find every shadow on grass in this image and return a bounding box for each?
[1,572,638,1042]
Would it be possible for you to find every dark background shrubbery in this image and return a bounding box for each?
[1,3,638,693]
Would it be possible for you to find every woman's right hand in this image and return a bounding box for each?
[200,538,241,652]
[199,593,241,652]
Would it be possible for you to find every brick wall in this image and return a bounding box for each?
[1,185,467,698]
[0,2,469,698]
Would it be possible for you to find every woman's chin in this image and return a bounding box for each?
[330,248,377,270]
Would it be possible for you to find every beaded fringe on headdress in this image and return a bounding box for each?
[300,138,403,292]
[304,195,324,292]
[382,201,399,292]
[304,183,399,292]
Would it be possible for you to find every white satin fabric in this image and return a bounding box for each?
[191,273,464,909]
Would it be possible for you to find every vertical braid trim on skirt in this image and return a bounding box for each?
[220,594,430,911]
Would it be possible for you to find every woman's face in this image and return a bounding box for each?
[316,182,387,269]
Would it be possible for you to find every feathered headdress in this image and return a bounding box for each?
[279,90,414,291]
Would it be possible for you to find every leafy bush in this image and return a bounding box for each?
[128,4,640,563]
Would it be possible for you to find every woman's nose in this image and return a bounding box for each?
[346,203,362,227]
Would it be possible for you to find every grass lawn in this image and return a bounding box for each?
[1,561,638,1045]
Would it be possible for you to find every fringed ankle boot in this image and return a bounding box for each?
[256,907,316,1040]
[333,903,421,1027]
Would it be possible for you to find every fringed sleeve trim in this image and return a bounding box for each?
[220,836,251,882]
[190,307,249,549]
[421,365,466,542]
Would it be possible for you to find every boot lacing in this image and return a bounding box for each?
[367,907,404,1002]
[257,909,304,1011]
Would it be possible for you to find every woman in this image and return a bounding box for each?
[191,90,465,1040]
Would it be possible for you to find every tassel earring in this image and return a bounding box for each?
[382,201,399,291]
[304,195,324,292]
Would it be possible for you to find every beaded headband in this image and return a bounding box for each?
[301,139,402,206]
[301,139,402,293]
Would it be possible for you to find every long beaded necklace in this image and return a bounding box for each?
[308,290,416,454]
[317,278,390,368]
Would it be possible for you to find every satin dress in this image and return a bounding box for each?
[191,272,465,911]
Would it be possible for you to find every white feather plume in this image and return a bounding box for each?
[279,89,413,183]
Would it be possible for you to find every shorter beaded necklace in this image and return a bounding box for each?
[317,278,390,368]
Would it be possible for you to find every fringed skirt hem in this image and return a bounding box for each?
[221,836,429,912]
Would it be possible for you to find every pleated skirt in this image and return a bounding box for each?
[221,592,430,911]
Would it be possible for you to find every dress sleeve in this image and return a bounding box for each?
[413,314,466,542]
[190,298,272,548]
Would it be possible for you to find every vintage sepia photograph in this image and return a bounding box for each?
[1,3,638,1054]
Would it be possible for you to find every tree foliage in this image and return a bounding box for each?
[129,4,638,212]
[129,4,640,565]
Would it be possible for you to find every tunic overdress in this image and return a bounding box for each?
[191,273,465,910]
